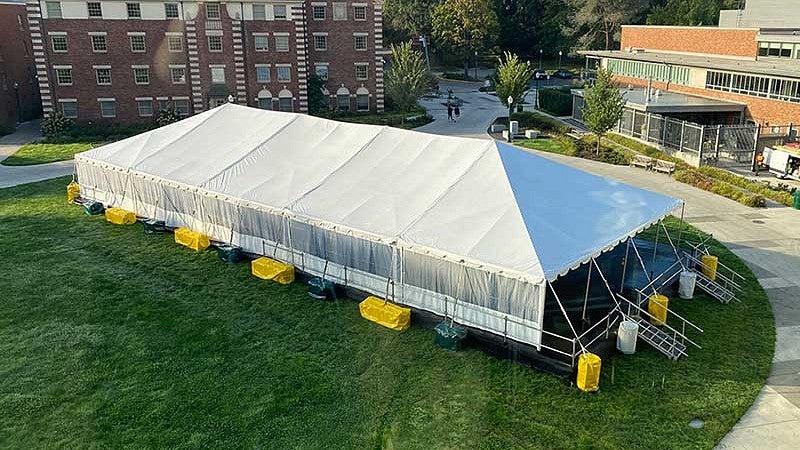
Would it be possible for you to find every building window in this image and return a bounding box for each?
[99,99,116,118]
[277,66,291,82]
[356,93,369,111]
[354,5,366,21]
[206,3,220,19]
[278,95,292,112]
[337,92,349,111]
[157,98,170,111]
[45,1,62,18]
[51,35,67,53]
[126,2,141,18]
[314,35,327,51]
[275,35,289,52]
[355,64,369,81]
[254,35,268,51]
[354,34,367,51]
[60,100,77,118]
[90,34,107,53]
[313,5,325,20]
[258,96,272,109]
[211,66,225,83]
[173,99,189,115]
[129,35,146,52]
[95,67,112,85]
[605,58,689,86]
[315,64,328,80]
[168,35,183,52]
[256,65,270,83]
[54,67,72,85]
[87,2,102,18]
[252,3,266,20]
[133,67,150,84]
[208,35,223,52]
[170,66,186,84]
[137,99,153,117]
[165,3,179,19]
[332,3,346,20]
[273,4,287,19]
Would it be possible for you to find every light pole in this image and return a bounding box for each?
[474,50,478,80]
[507,95,514,143]
[558,51,563,70]
[539,49,543,69]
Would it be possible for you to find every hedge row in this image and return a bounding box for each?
[675,169,766,207]
[508,111,572,134]
[698,166,795,206]
[538,88,573,117]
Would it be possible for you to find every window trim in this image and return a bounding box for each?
[129,33,146,53]
[167,34,183,52]
[255,64,271,83]
[353,4,367,21]
[164,2,180,19]
[59,99,78,118]
[355,62,369,81]
[89,32,108,53]
[313,33,328,51]
[93,65,112,85]
[210,65,226,84]
[332,2,347,21]
[354,33,368,51]
[208,35,223,52]
[87,2,102,18]
[169,65,186,84]
[126,2,141,19]
[98,98,117,118]
[132,66,150,85]
[274,33,290,52]
[50,33,68,53]
[53,65,73,86]
[276,64,291,82]
[253,33,269,52]
[136,98,154,117]
[273,4,288,20]
[205,3,221,20]
[252,3,266,20]
[45,1,62,19]
[312,4,326,20]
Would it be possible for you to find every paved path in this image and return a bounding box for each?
[0,121,74,188]
[415,79,507,139]
[417,86,800,448]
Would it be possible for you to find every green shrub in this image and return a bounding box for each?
[41,112,73,138]
[576,136,632,165]
[0,123,14,137]
[605,133,685,165]
[698,166,794,206]
[675,169,766,207]
[156,108,180,127]
[538,88,573,116]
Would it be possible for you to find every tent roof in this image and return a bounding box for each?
[78,103,682,282]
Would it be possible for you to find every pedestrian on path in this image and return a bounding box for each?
[454,105,460,122]
[447,103,453,122]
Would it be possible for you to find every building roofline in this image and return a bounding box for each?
[621,25,760,31]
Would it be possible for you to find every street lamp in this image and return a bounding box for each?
[539,49,543,69]
[474,50,478,80]
[507,95,514,143]
[558,50,563,70]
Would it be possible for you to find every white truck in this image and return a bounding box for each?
[763,145,800,181]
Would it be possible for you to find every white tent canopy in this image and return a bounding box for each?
[76,103,681,348]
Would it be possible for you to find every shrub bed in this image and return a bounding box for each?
[503,111,572,134]
[538,87,573,117]
[675,169,766,207]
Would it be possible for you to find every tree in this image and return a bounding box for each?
[307,73,330,115]
[384,0,440,43]
[567,0,649,51]
[385,41,432,112]
[647,0,739,26]
[582,67,625,154]
[432,0,498,77]
[495,52,533,108]
[494,0,572,59]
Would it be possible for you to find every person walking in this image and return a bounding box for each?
[447,103,453,122]
[453,105,460,122]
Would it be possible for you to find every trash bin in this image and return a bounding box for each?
[794,190,800,210]
[616,320,639,355]
[679,270,697,299]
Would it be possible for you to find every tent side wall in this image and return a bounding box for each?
[76,157,546,348]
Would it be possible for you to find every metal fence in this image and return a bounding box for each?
[572,98,790,168]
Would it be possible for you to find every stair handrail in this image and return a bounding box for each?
[616,294,703,349]
[683,252,743,295]
[637,260,684,295]
[683,241,746,285]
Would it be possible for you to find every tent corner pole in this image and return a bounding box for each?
[581,262,592,323]
[677,203,686,250]
[547,280,585,355]
[620,238,630,294]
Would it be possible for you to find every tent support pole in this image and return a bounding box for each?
[660,221,685,269]
[677,203,686,251]
[653,220,660,266]
[620,238,630,294]
[630,239,657,296]
[581,262,592,324]
[547,281,586,355]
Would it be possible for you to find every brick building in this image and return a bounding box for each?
[581,0,800,126]
[0,0,40,129]
[29,0,386,123]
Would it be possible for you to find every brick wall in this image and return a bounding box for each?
[620,26,759,58]
[614,75,800,125]
[0,2,40,128]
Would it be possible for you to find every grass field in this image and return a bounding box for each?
[516,137,570,155]
[1,143,96,166]
[0,177,774,449]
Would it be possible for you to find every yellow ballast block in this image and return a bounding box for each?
[174,227,211,251]
[359,296,411,331]
[701,255,719,281]
[648,294,669,326]
[576,352,602,392]
[251,257,295,285]
[104,207,136,225]
[66,181,80,204]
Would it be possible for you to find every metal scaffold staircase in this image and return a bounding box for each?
[682,242,745,304]
[630,315,687,360]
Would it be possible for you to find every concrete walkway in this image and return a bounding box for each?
[415,79,507,139]
[417,86,800,448]
[0,121,74,188]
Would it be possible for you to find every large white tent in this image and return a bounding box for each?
[75,103,681,349]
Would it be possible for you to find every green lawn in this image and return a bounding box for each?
[516,137,571,155]
[1,143,96,166]
[0,178,774,449]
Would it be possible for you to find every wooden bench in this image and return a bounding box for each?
[653,159,676,175]
[630,154,653,170]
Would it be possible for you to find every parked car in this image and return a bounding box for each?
[552,69,575,79]
[532,69,548,80]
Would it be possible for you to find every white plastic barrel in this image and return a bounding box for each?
[679,270,697,300]
[616,320,639,355]
[510,120,519,136]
